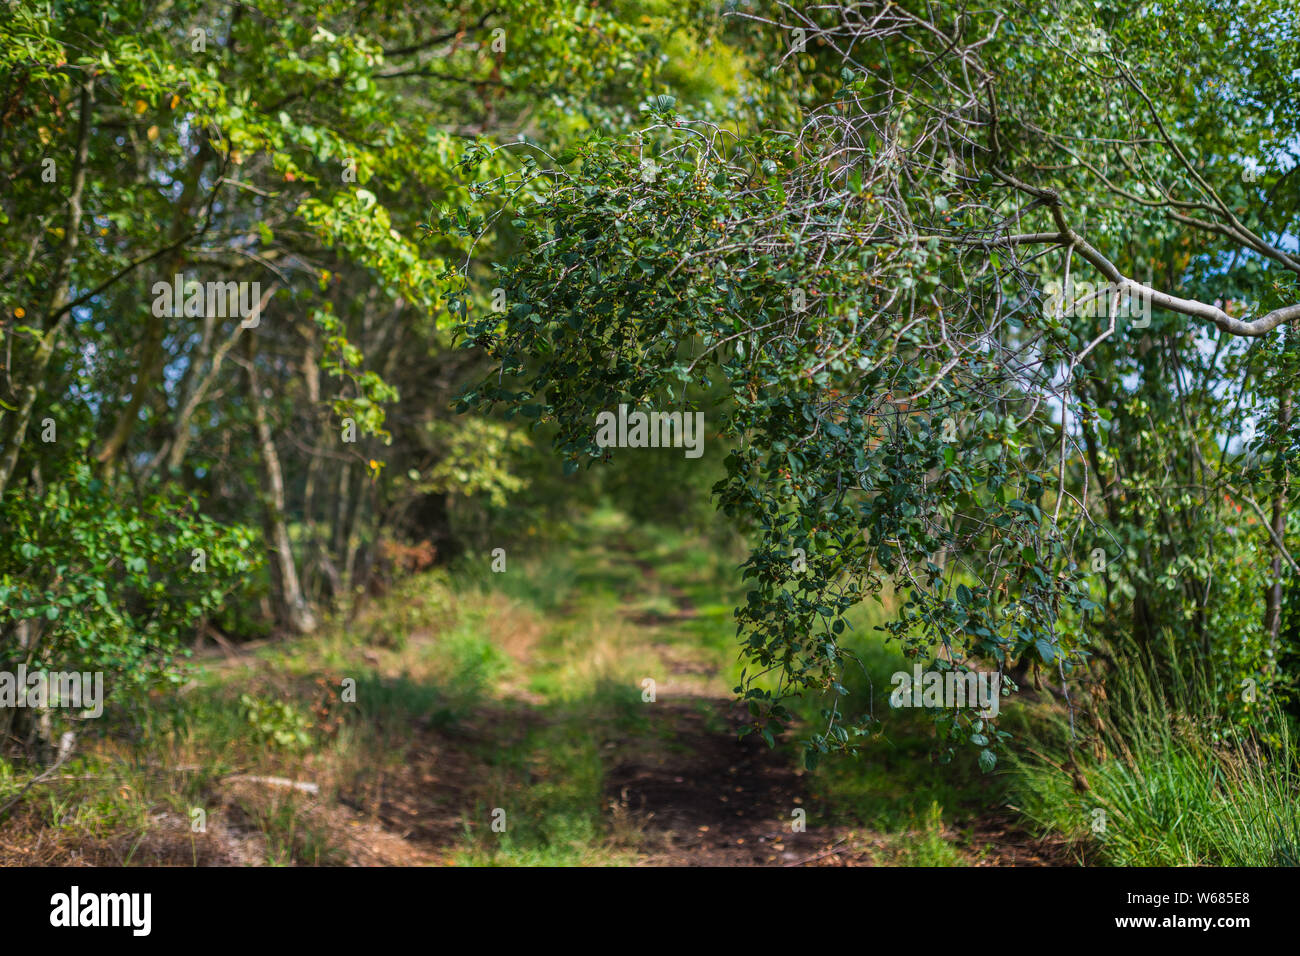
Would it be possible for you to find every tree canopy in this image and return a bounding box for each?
[450,0,1300,764]
[1,0,1297,774]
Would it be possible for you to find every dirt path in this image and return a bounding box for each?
[596,545,1066,867]
[0,526,1068,867]
[601,549,872,866]
[605,699,866,865]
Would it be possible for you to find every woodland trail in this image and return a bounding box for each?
[602,551,857,865]
[574,542,1061,866]
[0,516,1066,867]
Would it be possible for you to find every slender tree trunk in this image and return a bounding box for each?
[333,459,353,572]
[95,139,213,473]
[298,324,337,604]
[245,337,316,634]
[0,78,93,496]
[142,285,274,479]
[140,310,216,478]
[1265,388,1292,664]
[340,465,364,596]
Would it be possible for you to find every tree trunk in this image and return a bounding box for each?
[94,140,213,474]
[1265,387,1292,666]
[0,78,93,497]
[245,337,316,634]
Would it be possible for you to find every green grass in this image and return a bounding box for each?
[1013,635,1300,866]
[448,688,644,866]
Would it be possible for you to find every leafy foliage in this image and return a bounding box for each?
[0,462,258,706]
[448,0,1300,764]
